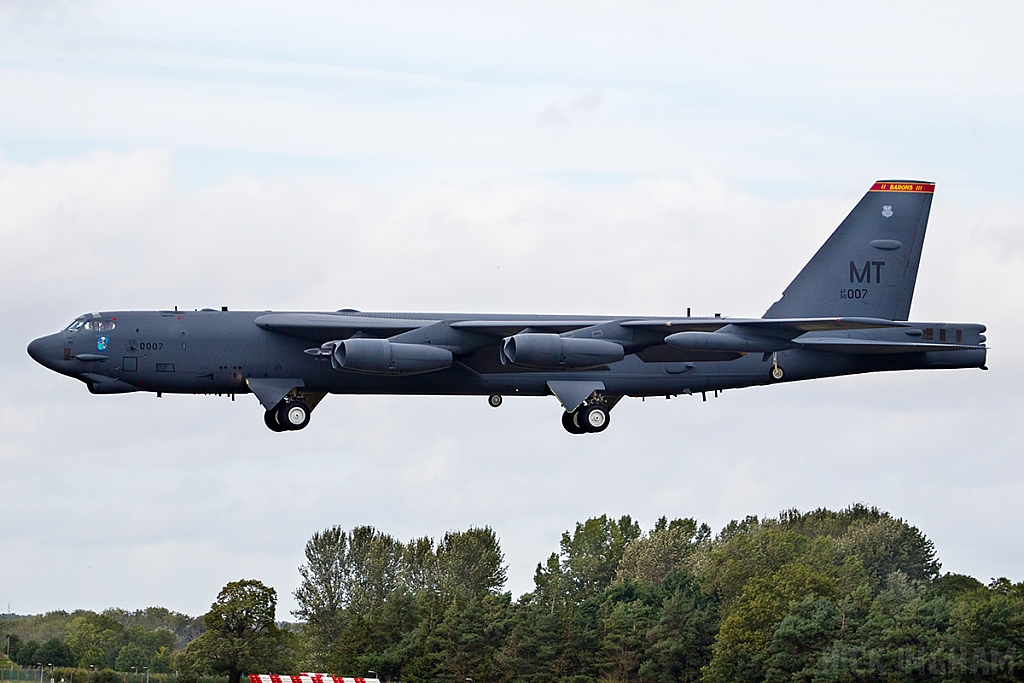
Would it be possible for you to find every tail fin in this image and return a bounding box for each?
[764,180,934,321]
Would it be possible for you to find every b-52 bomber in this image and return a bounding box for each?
[28,180,987,434]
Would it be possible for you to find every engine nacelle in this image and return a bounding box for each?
[333,339,452,375]
[500,333,624,369]
[664,331,789,353]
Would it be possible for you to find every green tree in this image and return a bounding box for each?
[13,640,38,666]
[293,526,348,669]
[429,593,513,683]
[35,638,75,667]
[114,642,149,672]
[703,560,840,682]
[345,526,405,619]
[618,517,709,586]
[637,574,719,683]
[78,647,107,669]
[5,634,23,662]
[761,596,842,682]
[436,527,507,604]
[151,646,174,674]
[507,515,642,682]
[102,607,204,648]
[835,515,940,587]
[65,614,124,668]
[182,579,293,683]
[560,515,641,603]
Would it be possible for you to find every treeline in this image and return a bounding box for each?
[176,505,1024,682]
[8,506,1024,682]
[3,608,202,672]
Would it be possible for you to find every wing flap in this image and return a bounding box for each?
[449,320,609,336]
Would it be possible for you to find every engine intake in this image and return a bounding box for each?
[332,339,452,375]
[501,333,624,369]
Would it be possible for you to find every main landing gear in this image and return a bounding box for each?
[265,399,311,432]
[562,401,611,434]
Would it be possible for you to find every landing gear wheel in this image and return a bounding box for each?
[277,401,310,430]
[579,404,610,433]
[562,410,586,434]
[770,365,785,382]
[488,394,503,408]
[264,409,285,432]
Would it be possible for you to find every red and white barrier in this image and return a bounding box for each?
[249,675,379,683]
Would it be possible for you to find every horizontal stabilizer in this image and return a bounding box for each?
[623,316,908,334]
[794,338,982,354]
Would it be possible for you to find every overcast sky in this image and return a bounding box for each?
[2,0,1023,619]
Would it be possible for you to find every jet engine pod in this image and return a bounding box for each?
[500,333,624,369]
[664,331,789,353]
[334,338,453,375]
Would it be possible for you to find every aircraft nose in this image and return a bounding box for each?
[27,333,64,370]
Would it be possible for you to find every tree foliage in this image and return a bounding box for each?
[7,505,1024,683]
[181,579,294,683]
[5,607,201,671]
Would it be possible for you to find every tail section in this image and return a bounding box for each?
[764,180,934,321]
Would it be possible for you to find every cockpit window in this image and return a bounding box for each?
[66,318,115,332]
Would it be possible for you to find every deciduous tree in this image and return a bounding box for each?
[182,579,292,683]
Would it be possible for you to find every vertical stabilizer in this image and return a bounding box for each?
[764,180,934,321]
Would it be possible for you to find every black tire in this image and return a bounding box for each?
[264,409,285,432]
[488,394,503,408]
[277,401,310,430]
[579,404,610,433]
[770,365,785,382]
[562,410,586,434]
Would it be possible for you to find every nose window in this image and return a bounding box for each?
[66,320,85,332]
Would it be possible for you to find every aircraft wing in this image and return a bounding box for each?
[449,320,610,336]
[255,313,438,342]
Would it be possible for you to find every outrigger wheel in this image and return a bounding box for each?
[769,352,785,382]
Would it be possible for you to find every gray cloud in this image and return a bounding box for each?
[1,149,1021,617]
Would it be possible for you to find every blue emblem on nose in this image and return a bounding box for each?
[97,336,109,351]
